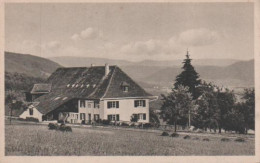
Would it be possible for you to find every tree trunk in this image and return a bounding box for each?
[219,127,221,133]
[174,119,177,132]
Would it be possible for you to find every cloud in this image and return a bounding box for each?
[71,27,103,41]
[42,41,61,51]
[71,34,80,41]
[121,39,162,55]
[178,28,219,46]
[120,28,219,56]
[121,38,182,56]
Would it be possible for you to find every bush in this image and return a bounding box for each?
[203,138,210,141]
[25,117,39,122]
[143,123,153,128]
[121,122,130,126]
[129,122,135,127]
[48,123,59,130]
[235,137,245,142]
[101,119,110,125]
[171,132,179,137]
[221,138,230,142]
[183,135,191,139]
[196,129,203,133]
[161,131,169,136]
[59,124,72,132]
[109,121,116,125]
[64,126,72,132]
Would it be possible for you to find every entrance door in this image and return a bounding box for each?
[88,114,91,123]
[80,113,86,124]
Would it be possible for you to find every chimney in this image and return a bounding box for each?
[105,63,109,76]
[91,64,95,67]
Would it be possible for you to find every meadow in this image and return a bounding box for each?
[5,123,255,156]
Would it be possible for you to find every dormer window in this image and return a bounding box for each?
[123,86,129,92]
[121,81,129,92]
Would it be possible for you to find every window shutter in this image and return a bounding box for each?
[134,101,137,107]
[143,114,146,120]
[116,101,119,108]
[143,100,146,107]
[116,114,120,121]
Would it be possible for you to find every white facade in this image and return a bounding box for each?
[77,100,102,123]
[77,98,149,123]
[19,105,43,122]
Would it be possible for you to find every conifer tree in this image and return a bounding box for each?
[174,50,201,99]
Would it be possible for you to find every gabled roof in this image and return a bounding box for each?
[33,65,154,114]
[89,66,152,99]
[31,84,51,94]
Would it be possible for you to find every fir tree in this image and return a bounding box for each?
[174,50,201,99]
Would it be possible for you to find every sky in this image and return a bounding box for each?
[5,3,254,61]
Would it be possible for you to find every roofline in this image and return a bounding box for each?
[37,98,74,115]
[30,92,50,94]
[100,66,117,99]
[100,96,158,100]
[75,96,158,101]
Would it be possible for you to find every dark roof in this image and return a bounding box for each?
[33,66,153,114]
[31,84,51,94]
[89,66,152,99]
[121,81,130,86]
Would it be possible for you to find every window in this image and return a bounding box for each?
[29,108,33,115]
[87,102,92,108]
[123,86,129,92]
[94,114,100,121]
[143,114,146,120]
[134,100,146,107]
[138,113,146,120]
[75,114,78,119]
[94,101,100,109]
[107,101,119,109]
[108,114,120,121]
[80,100,86,108]
[80,113,86,120]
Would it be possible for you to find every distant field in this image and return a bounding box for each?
[5,123,255,156]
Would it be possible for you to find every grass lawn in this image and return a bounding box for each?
[5,123,255,156]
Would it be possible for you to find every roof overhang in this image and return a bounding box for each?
[100,96,158,101]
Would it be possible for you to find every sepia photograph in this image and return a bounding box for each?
[1,1,259,161]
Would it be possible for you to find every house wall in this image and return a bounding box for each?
[77,99,149,123]
[19,106,43,122]
[78,100,102,122]
[102,99,149,123]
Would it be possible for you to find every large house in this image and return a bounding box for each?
[20,64,157,123]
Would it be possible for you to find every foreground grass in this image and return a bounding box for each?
[5,124,254,156]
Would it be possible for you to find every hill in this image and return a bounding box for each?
[49,56,133,67]
[49,56,239,67]
[5,52,61,78]
[143,60,254,89]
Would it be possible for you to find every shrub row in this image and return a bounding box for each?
[96,120,158,128]
[161,131,179,137]
[161,132,246,142]
[17,117,39,122]
[48,123,72,132]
